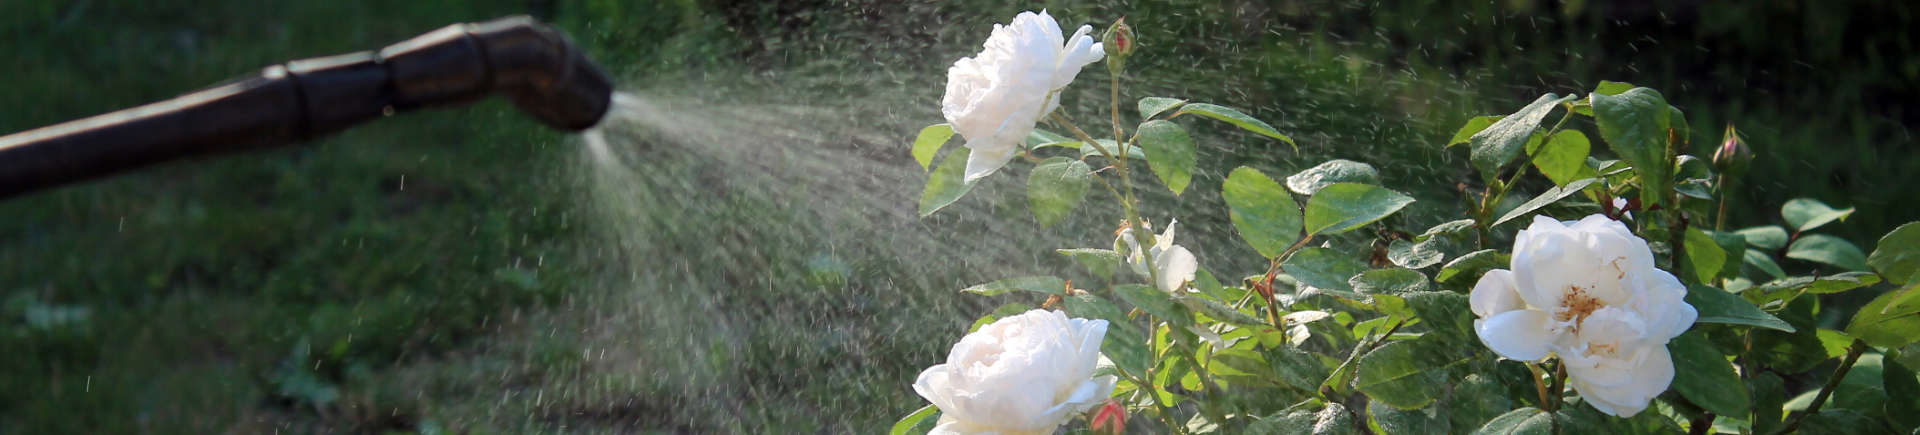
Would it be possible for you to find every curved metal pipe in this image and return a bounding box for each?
[0,15,613,199]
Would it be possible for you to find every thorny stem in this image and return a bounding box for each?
[1773,339,1870,435]
[1054,112,1120,164]
[1549,362,1566,413]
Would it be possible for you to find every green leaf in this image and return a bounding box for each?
[1491,178,1601,227]
[1265,345,1331,393]
[1685,227,1728,283]
[1667,331,1750,416]
[1847,290,1920,348]
[1114,284,1193,326]
[1223,166,1304,258]
[1356,338,1473,410]
[1448,115,1504,147]
[1685,284,1795,332]
[1884,360,1920,432]
[1782,198,1856,233]
[1287,159,1381,195]
[1250,402,1355,435]
[1284,247,1370,292]
[1175,103,1296,149]
[1350,268,1429,295]
[1868,222,1920,285]
[918,148,975,217]
[1388,239,1444,269]
[1437,249,1510,284]
[1472,407,1553,435]
[1787,234,1871,272]
[1531,130,1594,187]
[1405,291,1475,346]
[1369,397,1450,434]
[1304,183,1415,235]
[1595,80,1638,96]
[1469,93,1576,180]
[1074,139,1146,161]
[1748,372,1788,434]
[1591,87,1674,208]
[1027,128,1069,145]
[911,124,954,171]
[1138,97,1187,119]
[1736,226,1790,251]
[1137,120,1197,195]
[1744,250,1787,280]
[890,404,939,435]
[1057,248,1122,280]
[1027,158,1092,227]
[1752,272,1881,295]
[1180,296,1265,327]
[960,276,1065,297]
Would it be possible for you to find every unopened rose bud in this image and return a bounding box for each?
[1711,124,1752,178]
[1102,18,1134,72]
[1089,398,1128,435]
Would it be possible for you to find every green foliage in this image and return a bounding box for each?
[1303,183,1415,235]
[1787,234,1870,272]
[918,148,974,217]
[1686,285,1795,332]
[1469,94,1575,181]
[1590,87,1674,208]
[912,124,953,171]
[1782,198,1856,233]
[1137,120,1197,195]
[1287,159,1381,195]
[1868,222,1920,285]
[1138,97,1187,119]
[1668,332,1751,416]
[959,276,1066,297]
[1173,103,1295,149]
[1223,166,1304,258]
[1028,158,1093,227]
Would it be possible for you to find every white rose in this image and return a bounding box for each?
[1470,214,1698,417]
[913,309,1117,434]
[943,10,1106,182]
[1116,219,1199,293]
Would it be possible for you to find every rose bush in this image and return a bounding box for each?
[900,9,1920,435]
[911,309,1115,434]
[1471,215,1697,416]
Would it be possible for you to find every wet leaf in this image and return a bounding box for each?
[1223,166,1303,258]
[1137,120,1196,195]
[1469,93,1575,181]
[1027,157,1091,227]
[959,276,1065,297]
[1668,331,1750,416]
[1685,284,1795,332]
[1868,222,1920,285]
[1138,97,1187,119]
[1176,103,1296,149]
[1304,183,1415,235]
[911,123,953,171]
[1472,407,1552,435]
[1448,115,1504,147]
[918,148,974,217]
[1284,247,1369,292]
[1782,198,1855,233]
[1531,130,1595,187]
[1491,178,1601,227]
[1350,268,1428,295]
[1114,284,1193,326]
[1437,250,1509,284]
[1847,290,1920,348]
[1591,87,1673,208]
[1287,159,1381,195]
[1057,248,1122,280]
[1736,225,1790,251]
[1787,234,1870,272]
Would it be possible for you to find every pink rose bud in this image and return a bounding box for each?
[1711,124,1752,178]
[1102,18,1135,72]
[1089,398,1128,435]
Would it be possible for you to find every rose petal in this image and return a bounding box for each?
[1471,269,1524,317]
[1476,309,1557,361]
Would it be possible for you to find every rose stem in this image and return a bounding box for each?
[1772,339,1869,435]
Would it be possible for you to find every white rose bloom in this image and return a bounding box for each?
[913,309,1117,434]
[1116,219,1199,293]
[1470,214,1698,417]
[943,10,1105,182]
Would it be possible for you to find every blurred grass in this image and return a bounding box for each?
[1,0,1911,432]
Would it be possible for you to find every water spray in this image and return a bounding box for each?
[0,15,613,198]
